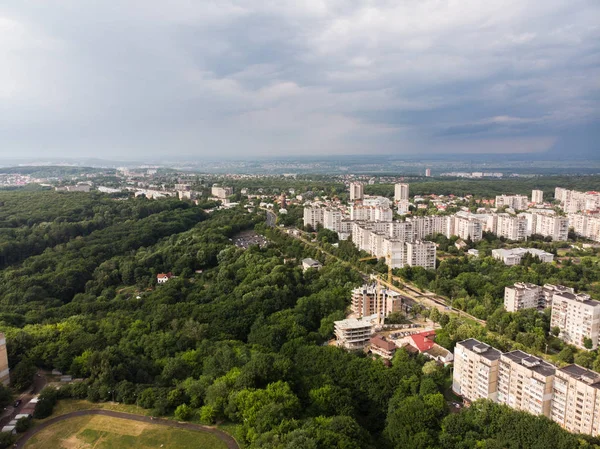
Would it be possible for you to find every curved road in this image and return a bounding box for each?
[15,409,239,449]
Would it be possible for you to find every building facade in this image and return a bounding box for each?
[532,190,544,204]
[394,183,409,202]
[349,182,364,201]
[453,339,502,402]
[0,334,9,386]
[550,292,600,350]
[334,317,375,350]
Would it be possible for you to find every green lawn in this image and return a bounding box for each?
[24,415,229,449]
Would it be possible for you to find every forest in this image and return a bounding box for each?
[0,190,599,448]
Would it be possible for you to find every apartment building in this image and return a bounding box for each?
[497,351,555,417]
[334,316,375,350]
[211,185,233,199]
[540,284,575,309]
[406,240,437,270]
[303,207,324,229]
[452,339,502,402]
[504,283,541,312]
[452,213,484,242]
[551,365,600,436]
[533,214,569,241]
[350,205,393,222]
[397,200,410,215]
[495,213,527,241]
[349,182,364,201]
[532,190,544,204]
[550,292,600,350]
[323,208,342,233]
[394,183,409,202]
[0,333,9,386]
[409,215,450,240]
[492,248,554,265]
[495,194,529,210]
[555,188,600,213]
[350,284,402,318]
[569,213,600,242]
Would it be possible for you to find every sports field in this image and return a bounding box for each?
[24,415,229,449]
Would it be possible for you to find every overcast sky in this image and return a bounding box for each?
[1,1,599,159]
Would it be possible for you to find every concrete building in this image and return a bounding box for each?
[397,200,410,216]
[551,364,600,436]
[0,334,9,386]
[349,182,364,201]
[406,240,436,270]
[569,213,600,243]
[451,213,484,242]
[533,214,569,241]
[492,248,554,265]
[394,183,409,202]
[351,284,402,318]
[211,185,233,199]
[303,207,324,229]
[334,316,375,350]
[550,292,600,350]
[495,194,529,210]
[425,168,431,177]
[302,258,323,272]
[495,213,528,241]
[350,205,393,222]
[452,339,502,402]
[504,283,541,312]
[323,208,342,233]
[532,190,544,204]
[497,351,555,417]
[540,284,575,309]
[555,188,600,213]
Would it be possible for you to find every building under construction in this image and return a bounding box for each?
[351,284,403,321]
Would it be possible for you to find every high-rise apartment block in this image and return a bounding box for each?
[569,213,600,243]
[351,284,402,318]
[451,213,484,242]
[453,339,502,402]
[551,365,600,436]
[303,207,324,229]
[406,240,437,270]
[495,195,529,210]
[211,185,233,199]
[497,351,555,417]
[550,292,600,350]
[349,182,364,201]
[323,208,342,233]
[0,333,9,386]
[532,190,544,204]
[394,183,409,202]
[495,213,527,241]
[555,188,600,213]
[504,283,575,312]
[425,168,431,177]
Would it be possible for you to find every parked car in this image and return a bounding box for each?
[13,400,21,408]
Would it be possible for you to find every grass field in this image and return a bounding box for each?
[24,415,229,449]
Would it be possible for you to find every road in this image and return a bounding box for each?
[282,227,485,325]
[0,371,48,427]
[15,409,239,449]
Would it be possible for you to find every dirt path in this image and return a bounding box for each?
[15,409,239,449]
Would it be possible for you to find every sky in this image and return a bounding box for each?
[0,0,599,160]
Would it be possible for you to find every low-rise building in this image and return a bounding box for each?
[492,248,554,265]
[302,258,323,272]
[156,272,172,284]
[370,336,397,359]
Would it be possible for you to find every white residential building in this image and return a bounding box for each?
[533,214,569,241]
[532,190,544,204]
[451,213,484,242]
[551,364,600,437]
[397,200,410,215]
[351,284,403,318]
[211,185,233,199]
[323,208,342,233]
[497,351,555,417]
[406,240,437,270]
[349,182,364,201]
[495,195,529,210]
[495,213,528,241]
[504,283,541,312]
[569,213,600,242]
[555,188,600,213]
[394,183,409,202]
[550,292,600,350]
[303,207,324,229]
[453,339,502,402]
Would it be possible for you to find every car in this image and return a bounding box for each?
[13,400,21,408]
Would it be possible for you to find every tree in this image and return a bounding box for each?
[0,384,12,408]
[34,387,58,419]
[15,417,31,433]
[174,403,194,421]
[10,358,37,391]
[583,337,593,350]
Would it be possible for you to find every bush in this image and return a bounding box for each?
[174,403,194,421]
[33,387,59,419]
[15,417,31,433]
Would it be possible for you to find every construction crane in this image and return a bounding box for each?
[358,256,378,262]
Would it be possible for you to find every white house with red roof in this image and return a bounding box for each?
[406,330,454,365]
[157,272,173,284]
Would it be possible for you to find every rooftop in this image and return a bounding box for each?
[458,338,502,361]
[370,336,397,352]
[559,364,600,388]
[554,292,600,307]
[502,350,556,377]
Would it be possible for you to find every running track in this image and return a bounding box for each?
[15,409,239,449]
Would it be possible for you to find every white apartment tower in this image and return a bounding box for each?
[323,208,342,233]
[504,283,541,312]
[496,213,528,241]
[453,339,502,402]
[532,190,544,204]
[495,195,529,210]
[406,241,436,270]
[394,183,409,202]
[497,351,555,417]
[303,207,324,229]
[551,365,600,436]
[349,182,364,201]
[534,214,569,241]
[550,292,600,350]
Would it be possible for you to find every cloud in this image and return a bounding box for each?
[0,0,598,159]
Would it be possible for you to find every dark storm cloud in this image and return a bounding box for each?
[0,0,598,159]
